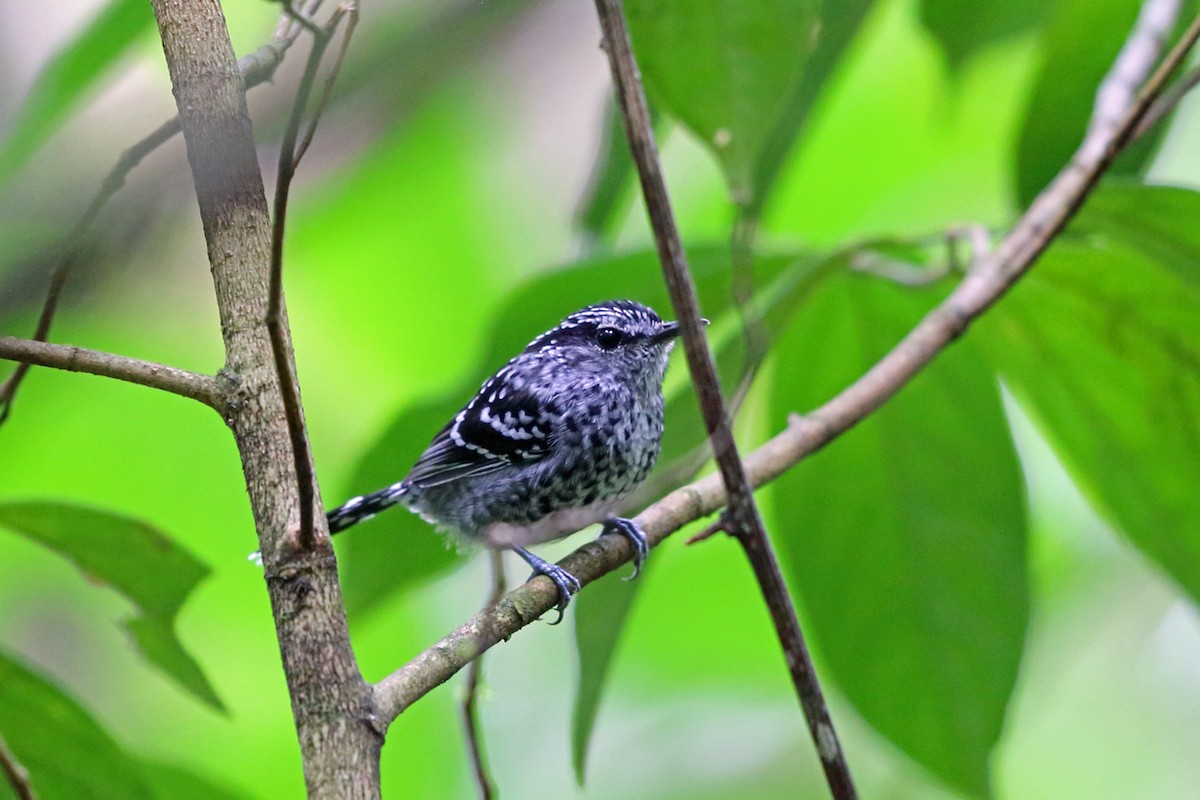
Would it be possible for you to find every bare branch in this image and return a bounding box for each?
[373,1,1200,769]
[1133,64,1200,138]
[0,336,224,410]
[0,733,35,800]
[590,1,857,795]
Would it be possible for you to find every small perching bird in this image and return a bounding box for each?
[326,300,690,620]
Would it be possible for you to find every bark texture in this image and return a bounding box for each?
[149,2,381,796]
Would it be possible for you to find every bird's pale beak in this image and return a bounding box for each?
[650,318,708,345]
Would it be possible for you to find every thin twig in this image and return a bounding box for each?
[591,1,857,796]
[0,733,35,800]
[268,6,351,550]
[0,336,223,409]
[371,0,1199,759]
[461,550,506,800]
[294,4,359,166]
[1133,64,1200,137]
[0,1,325,426]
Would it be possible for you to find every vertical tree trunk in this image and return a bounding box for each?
[149,1,382,796]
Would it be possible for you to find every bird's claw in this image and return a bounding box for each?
[603,516,649,580]
[513,547,581,624]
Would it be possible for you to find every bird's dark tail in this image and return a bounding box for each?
[327,481,409,534]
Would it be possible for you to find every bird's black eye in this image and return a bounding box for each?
[596,327,623,350]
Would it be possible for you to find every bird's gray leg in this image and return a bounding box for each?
[512,547,581,624]
[602,516,649,580]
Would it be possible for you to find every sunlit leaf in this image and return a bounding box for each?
[0,0,153,183]
[1014,0,1169,205]
[979,184,1200,605]
[0,502,224,713]
[919,0,1050,68]
[626,0,821,205]
[0,647,154,800]
[771,272,1028,797]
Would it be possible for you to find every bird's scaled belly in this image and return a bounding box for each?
[484,497,622,548]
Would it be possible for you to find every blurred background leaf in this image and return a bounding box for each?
[919,0,1051,69]
[0,0,153,184]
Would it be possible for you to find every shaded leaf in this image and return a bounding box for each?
[0,647,154,800]
[0,0,153,183]
[626,0,820,205]
[771,272,1028,797]
[1014,0,1170,205]
[0,502,223,713]
[919,0,1050,68]
[979,184,1200,605]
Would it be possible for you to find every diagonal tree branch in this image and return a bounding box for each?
[590,1,856,796]
[373,0,1200,758]
[0,336,224,410]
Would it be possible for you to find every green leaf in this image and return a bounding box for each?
[0,0,153,183]
[0,502,224,713]
[571,568,642,785]
[771,272,1028,797]
[978,185,1200,606]
[626,0,821,205]
[919,0,1050,68]
[1014,0,1169,205]
[0,647,154,800]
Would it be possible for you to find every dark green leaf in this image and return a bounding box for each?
[979,186,1200,605]
[1014,0,1170,205]
[0,502,223,713]
[0,647,154,800]
[771,272,1028,797]
[0,0,153,183]
[626,0,821,205]
[919,0,1050,68]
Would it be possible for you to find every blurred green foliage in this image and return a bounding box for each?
[2,1,1200,799]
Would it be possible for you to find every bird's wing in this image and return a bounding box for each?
[405,371,553,489]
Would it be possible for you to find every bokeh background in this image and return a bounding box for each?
[2,1,1200,798]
